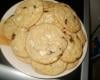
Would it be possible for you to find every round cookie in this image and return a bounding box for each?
[31,59,67,76]
[12,0,43,28]
[67,60,79,70]
[16,56,32,64]
[26,23,67,64]
[54,3,81,33]
[11,27,29,58]
[60,34,83,63]
[3,15,18,40]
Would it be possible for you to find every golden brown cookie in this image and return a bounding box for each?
[11,27,29,58]
[31,59,67,76]
[26,23,67,64]
[54,3,81,33]
[13,0,43,28]
[60,34,83,63]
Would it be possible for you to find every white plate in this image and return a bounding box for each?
[0,0,88,79]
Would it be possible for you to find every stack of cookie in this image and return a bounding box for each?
[1,0,86,75]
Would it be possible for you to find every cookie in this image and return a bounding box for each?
[67,60,79,70]
[31,59,67,75]
[26,23,67,64]
[54,3,81,33]
[12,0,43,28]
[11,27,29,58]
[60,34,83,63]
[3,15,18,40]
[16,56,32,64]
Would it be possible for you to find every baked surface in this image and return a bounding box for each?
[11,28,29,57]
[12,0,43,28]
[26,23,67,64]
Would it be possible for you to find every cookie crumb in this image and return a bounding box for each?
[65,19,67,24]
[33,5,36,8]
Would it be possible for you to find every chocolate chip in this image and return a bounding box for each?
[33,5,36,8]
[63,31,66,34]
[65,19,67,24]
[43,10,49,12]
[22,6,27,9]
[70,37,73,42]
[73,15,76,19]
[12,33,16,40]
